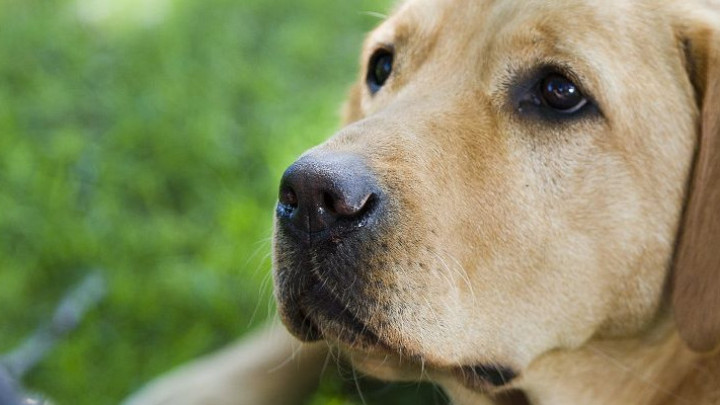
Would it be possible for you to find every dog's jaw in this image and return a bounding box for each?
[516,321,703,405]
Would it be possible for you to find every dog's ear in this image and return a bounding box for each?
[672,13,720,354]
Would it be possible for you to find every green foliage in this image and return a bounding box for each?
[0,0,448,404]
[310,366,449,405]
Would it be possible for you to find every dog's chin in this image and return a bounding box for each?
[278,286,520,394]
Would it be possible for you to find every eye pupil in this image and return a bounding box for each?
[541,74,585,112]
[367,50,393,93]
[375,55,392,84]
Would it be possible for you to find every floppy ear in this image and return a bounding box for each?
[672,17,720,353]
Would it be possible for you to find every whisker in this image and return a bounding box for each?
[245,229,274,275]
[431,382,448,404]
[422,296,446,336]
[352,359,368,405]
[430,251,459,292]
[320,347,333,378]
[443,251,477,305]
[247,257,275,327]
[420,357,428,381]
[267,329,305,373]
[359,10,388,20]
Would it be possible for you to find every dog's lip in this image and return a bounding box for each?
[284,287,520,392]
[285,274,387,349]
[280,301,323,342]
[451,364,519,391]
[304,300,520,392]
[281,278,520,391]
[275,235,519,392]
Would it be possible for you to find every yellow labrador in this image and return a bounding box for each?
[126,0,720,404]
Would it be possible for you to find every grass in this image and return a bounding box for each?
[0,0,447,404]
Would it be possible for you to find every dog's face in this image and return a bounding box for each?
[274,0,718,397]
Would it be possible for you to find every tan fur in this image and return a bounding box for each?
[673,8,720,353]
[125,1,720,404]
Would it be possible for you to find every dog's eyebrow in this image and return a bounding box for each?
[364,22,407,51]
[362,0,446,54]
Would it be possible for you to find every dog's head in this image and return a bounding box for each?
[273,0,720,396]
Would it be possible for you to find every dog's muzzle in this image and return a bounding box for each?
[274,152,385,344]
[273,152,522,391]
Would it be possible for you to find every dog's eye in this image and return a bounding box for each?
[540,74,587,113]
[514,69,597,120]
[367,49,393,94]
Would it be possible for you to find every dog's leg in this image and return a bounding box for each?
[122,321,328,405]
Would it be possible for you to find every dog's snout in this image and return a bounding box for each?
[277,154,381,237]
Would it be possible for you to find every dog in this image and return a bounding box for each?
[125,0,720,404]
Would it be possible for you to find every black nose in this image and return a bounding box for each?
[277,154,380,238]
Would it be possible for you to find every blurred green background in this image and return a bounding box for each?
[0,0,448,404]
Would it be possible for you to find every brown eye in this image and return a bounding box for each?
[540,74,587,113]
[367,49,393,94]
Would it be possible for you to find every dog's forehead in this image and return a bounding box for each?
[367,0,672,53]
[360,0,685,116]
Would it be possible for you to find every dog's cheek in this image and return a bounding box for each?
[341,83,365,125]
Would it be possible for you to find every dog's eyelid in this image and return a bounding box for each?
[365,43,395,66]
[553,97,588,114]
[523,62,594,94]
[376,42,395,52]
[538,65,590,93]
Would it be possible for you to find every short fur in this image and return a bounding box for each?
[125,1,720,404]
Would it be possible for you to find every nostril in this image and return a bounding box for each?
[358,193,377,216]
[279,186,298,208]
[323,191,337,215]
[277,186,299,219]
[331,192,376,218]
